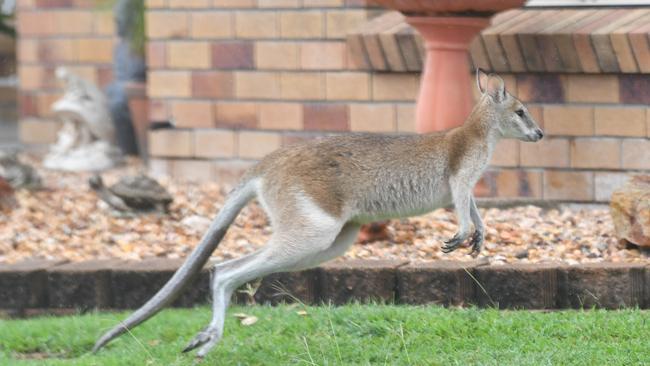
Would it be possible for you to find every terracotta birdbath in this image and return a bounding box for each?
[369,0,525,133]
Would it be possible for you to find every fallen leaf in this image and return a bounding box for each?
[241,316,258,326]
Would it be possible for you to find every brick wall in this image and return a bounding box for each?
[16,0,115,144]
[14,2,650,203]
[144,0,423,181]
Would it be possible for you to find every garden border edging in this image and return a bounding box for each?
[0,259,648,315]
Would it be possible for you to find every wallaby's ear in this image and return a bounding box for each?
[486,74,506,103]
[476,68,489,94]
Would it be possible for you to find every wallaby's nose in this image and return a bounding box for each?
[536,129,544,140]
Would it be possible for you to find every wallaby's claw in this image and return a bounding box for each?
[441,234,464,253]
[469,230,484,255]
[182,327,220,355]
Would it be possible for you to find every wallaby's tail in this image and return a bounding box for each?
[92,178,256,353]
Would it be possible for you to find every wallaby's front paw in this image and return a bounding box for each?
[441,234,465,253]
[469,230,484,255]
[182,326,221,356]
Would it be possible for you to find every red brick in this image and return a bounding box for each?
[349,104,395,132]
[235,72,281,99]
[148,71,191,98]
[97,67,113,87]
[213,160,256,186]
[280,72,325,100]
[212,42,254,69]
[396,104,416,133]
[35,0,73,7]
[594,107,646,137]
[146,42,166,69]
[18,39,38,63]
[255,41,299,69]
[238,131,281,159]
[280,10,323,38]
[490,140,519,167]
[303,103,348,131]
[53,10,94,35]
[171,160,216,183]
[171,101,214,128]
[214,102,258,129]
[300,42,347,70]
[325,72,369,101]
[146,11,189,38]
[573,9,626,73]
[326,9,369,39]
[621,139,650,170]
[543,106,593,136]
[566,75,619,103]
[191,71,234,98]
[595,172,631,202]
[520,138,569,168]
[282,133,323,146]
[148,100,169,122]
[19,118,60,144]
[76,38,113,63]
[18,12,56,36]
[194,129,236,159]
[94,9,114,35]
[190,11,233,39]
[167,41,211,69]
[148,129,193,158]
[168,0,210,8]
[259,103,303,130]
[235,10,278,39]
[629,22,650,73]
[516,74,565,103]
[19,94,37,117]
[619,74,650,105]
[570,138,621,169]
[544,171,593,201]
[38,39,77,63]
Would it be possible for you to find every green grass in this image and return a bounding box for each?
[1,305,648,365]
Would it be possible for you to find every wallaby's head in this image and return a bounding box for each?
[476,69,543,142]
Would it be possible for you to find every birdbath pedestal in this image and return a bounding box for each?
[370,1,525,133]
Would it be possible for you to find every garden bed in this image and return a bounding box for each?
[0,159,645,265]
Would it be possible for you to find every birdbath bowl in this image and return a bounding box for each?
[369,0,525,133]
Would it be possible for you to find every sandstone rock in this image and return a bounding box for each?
[610,175,650,247]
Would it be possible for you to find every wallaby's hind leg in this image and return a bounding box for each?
[184,220,350,357]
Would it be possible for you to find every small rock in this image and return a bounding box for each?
[596,242,609,251]
[610,175,650,247]
[515,249,529,259]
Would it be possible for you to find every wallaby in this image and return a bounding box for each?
[92,70,543,357]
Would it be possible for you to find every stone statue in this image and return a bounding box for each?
[43,67,123,171]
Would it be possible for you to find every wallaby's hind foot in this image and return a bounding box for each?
[469,230,484,254]
[182,326,221,357]
[441,233,467,253]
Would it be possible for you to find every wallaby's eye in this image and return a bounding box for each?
[515,109,524,117]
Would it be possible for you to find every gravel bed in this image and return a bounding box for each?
[0,159,647,266]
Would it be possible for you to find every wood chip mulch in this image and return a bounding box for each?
[0,160,646,266]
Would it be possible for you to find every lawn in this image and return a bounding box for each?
[1,304,648,365]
